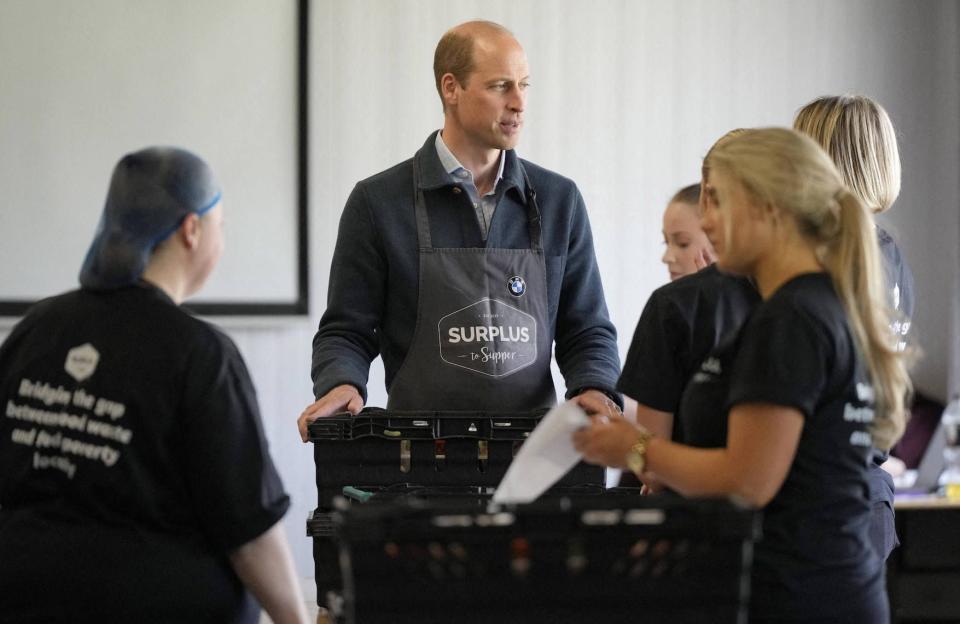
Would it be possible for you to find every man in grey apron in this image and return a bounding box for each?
[299,20,620,438]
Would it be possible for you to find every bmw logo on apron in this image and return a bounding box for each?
[507,275,526,297]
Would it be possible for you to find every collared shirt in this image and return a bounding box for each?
[435,131,505,240]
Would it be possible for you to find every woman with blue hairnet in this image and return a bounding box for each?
[0,147,309,623]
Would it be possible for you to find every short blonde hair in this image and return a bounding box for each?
[433,21,514,111]
[793,95,901,214]
[706,128,911,449]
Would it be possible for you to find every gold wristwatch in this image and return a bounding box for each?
[625,429,654,476]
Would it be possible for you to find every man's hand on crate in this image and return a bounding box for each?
[299,384,364,442]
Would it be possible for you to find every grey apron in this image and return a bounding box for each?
[386,156,557,411]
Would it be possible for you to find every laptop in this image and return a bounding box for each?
[894,425,946,495]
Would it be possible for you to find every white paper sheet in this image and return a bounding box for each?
[492,401,590,504]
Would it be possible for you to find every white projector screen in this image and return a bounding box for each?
[0,0,308,316]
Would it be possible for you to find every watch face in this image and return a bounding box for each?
[626,447,645,475]
[626,435,651,475]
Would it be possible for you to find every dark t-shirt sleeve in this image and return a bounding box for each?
[617,291,688,412]
[179,331,290,553]
[726,308,828,419]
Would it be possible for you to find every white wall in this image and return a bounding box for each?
[2,0,958,580]
[0,0,301,304]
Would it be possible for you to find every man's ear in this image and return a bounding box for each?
[440,73,460,108]
[178,213,201,250]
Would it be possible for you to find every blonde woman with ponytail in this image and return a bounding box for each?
[795,94,913,561]
[574,128,910,623]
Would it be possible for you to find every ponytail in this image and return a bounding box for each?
[826,190,911,449]
[706,127,912,449]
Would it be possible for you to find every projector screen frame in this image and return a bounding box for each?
[0,0,310,318]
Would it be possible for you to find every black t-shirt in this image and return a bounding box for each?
[688,273,885,621]
[0,283,290,623]
[675,327,745,448]
[617,264,760,437]
[622,228,911,427]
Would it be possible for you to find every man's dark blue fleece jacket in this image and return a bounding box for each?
[312,131,621,405]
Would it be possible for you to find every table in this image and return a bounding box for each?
[889,496,960,622]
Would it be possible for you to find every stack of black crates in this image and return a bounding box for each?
[307,407,760,623]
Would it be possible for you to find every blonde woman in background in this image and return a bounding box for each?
[794,94,913,345]
[795,94,914,560]
[575,128,911,623]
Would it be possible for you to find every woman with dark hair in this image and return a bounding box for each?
[661,182,714,282]
[621,130,758,453]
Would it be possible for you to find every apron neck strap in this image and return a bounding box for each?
[413,154,543,252]
[519,164,543,252]
[413,157,432,250]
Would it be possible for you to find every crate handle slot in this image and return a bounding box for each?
[434,439,446,472]
[400,439,411,473]
[477,440,488,473]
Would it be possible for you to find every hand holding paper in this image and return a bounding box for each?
[492,401,589,504]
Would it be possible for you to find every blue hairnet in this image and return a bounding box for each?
[79,146,221,290]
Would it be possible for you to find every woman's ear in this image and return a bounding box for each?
[178,213,202,250]
[757,200,780,226]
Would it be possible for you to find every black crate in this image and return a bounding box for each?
[335,494,760,624]
[308,407,604,509]
[308,484,614,615]
[307,407,607,616]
